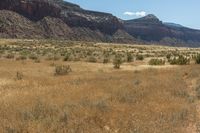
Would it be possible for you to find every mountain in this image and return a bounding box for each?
[0,0,200,47]
[0,0,135,42]
[125,14,162,24]
[123,14,200,47]
[164,22,184,28]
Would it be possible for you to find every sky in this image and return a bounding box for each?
[65,0,200,29]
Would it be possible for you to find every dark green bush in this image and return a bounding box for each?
[53,55,60,61]
[16,72,23,80]
[166,54,171,60]
[127,52,133,62]
[5,53,14,59]
[168,55,190,65]
[87,56,97,63]
[34,59,41,63]
[46,55,60,61]
[195,54,200,64]
[113,55,122,69]
[63,53,71,61]
[149,59,165,65]
[136,54,144,60]
[29,54,38,60]
[55,65,72,76]
[103,57,109,64]
[16,55,27,60]
[196,86,200,99]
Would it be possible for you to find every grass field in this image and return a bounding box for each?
[0,39,200,133]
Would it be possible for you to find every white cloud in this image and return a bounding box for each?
[124,11,147,17]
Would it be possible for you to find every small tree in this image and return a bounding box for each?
[113,55,122,69]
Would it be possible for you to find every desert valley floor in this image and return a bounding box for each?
[0,39,200,133]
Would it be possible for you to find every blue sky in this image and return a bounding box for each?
[66,0,200,29]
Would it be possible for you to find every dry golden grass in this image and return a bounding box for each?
[0,58,198,133]
[0,39,200,133]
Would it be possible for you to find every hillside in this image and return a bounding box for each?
[124,14,200,47]
[0,0,200,47]
[0,0,134,42]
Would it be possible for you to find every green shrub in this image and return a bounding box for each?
[113,55,122,69]
[16,55,27,60]
[53,55,60,61]
[16,72,23,80]
[29,54,38,60]
[196,86,200,99]
[103,57,109,64]
[5,53,14,59]
[166,54,171,60]
[127,52,133,62]
[168,55,190,65]
[149,59,165,65]
[46,55,60,61]
[72,57,81,62]
[55,65,72,76]
[195,54,200,64]
[87,56,97,63]
[63,54,70,61]
[136,54,144,60]
[34,59,41,63]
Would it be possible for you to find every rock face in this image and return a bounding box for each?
[0,0,123,35]
[124,14,165,41]
[0,0,132,43]
[0,0,61,20]
[124,14,200,46]
[1,0,200,47]
[0,10,44,38]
